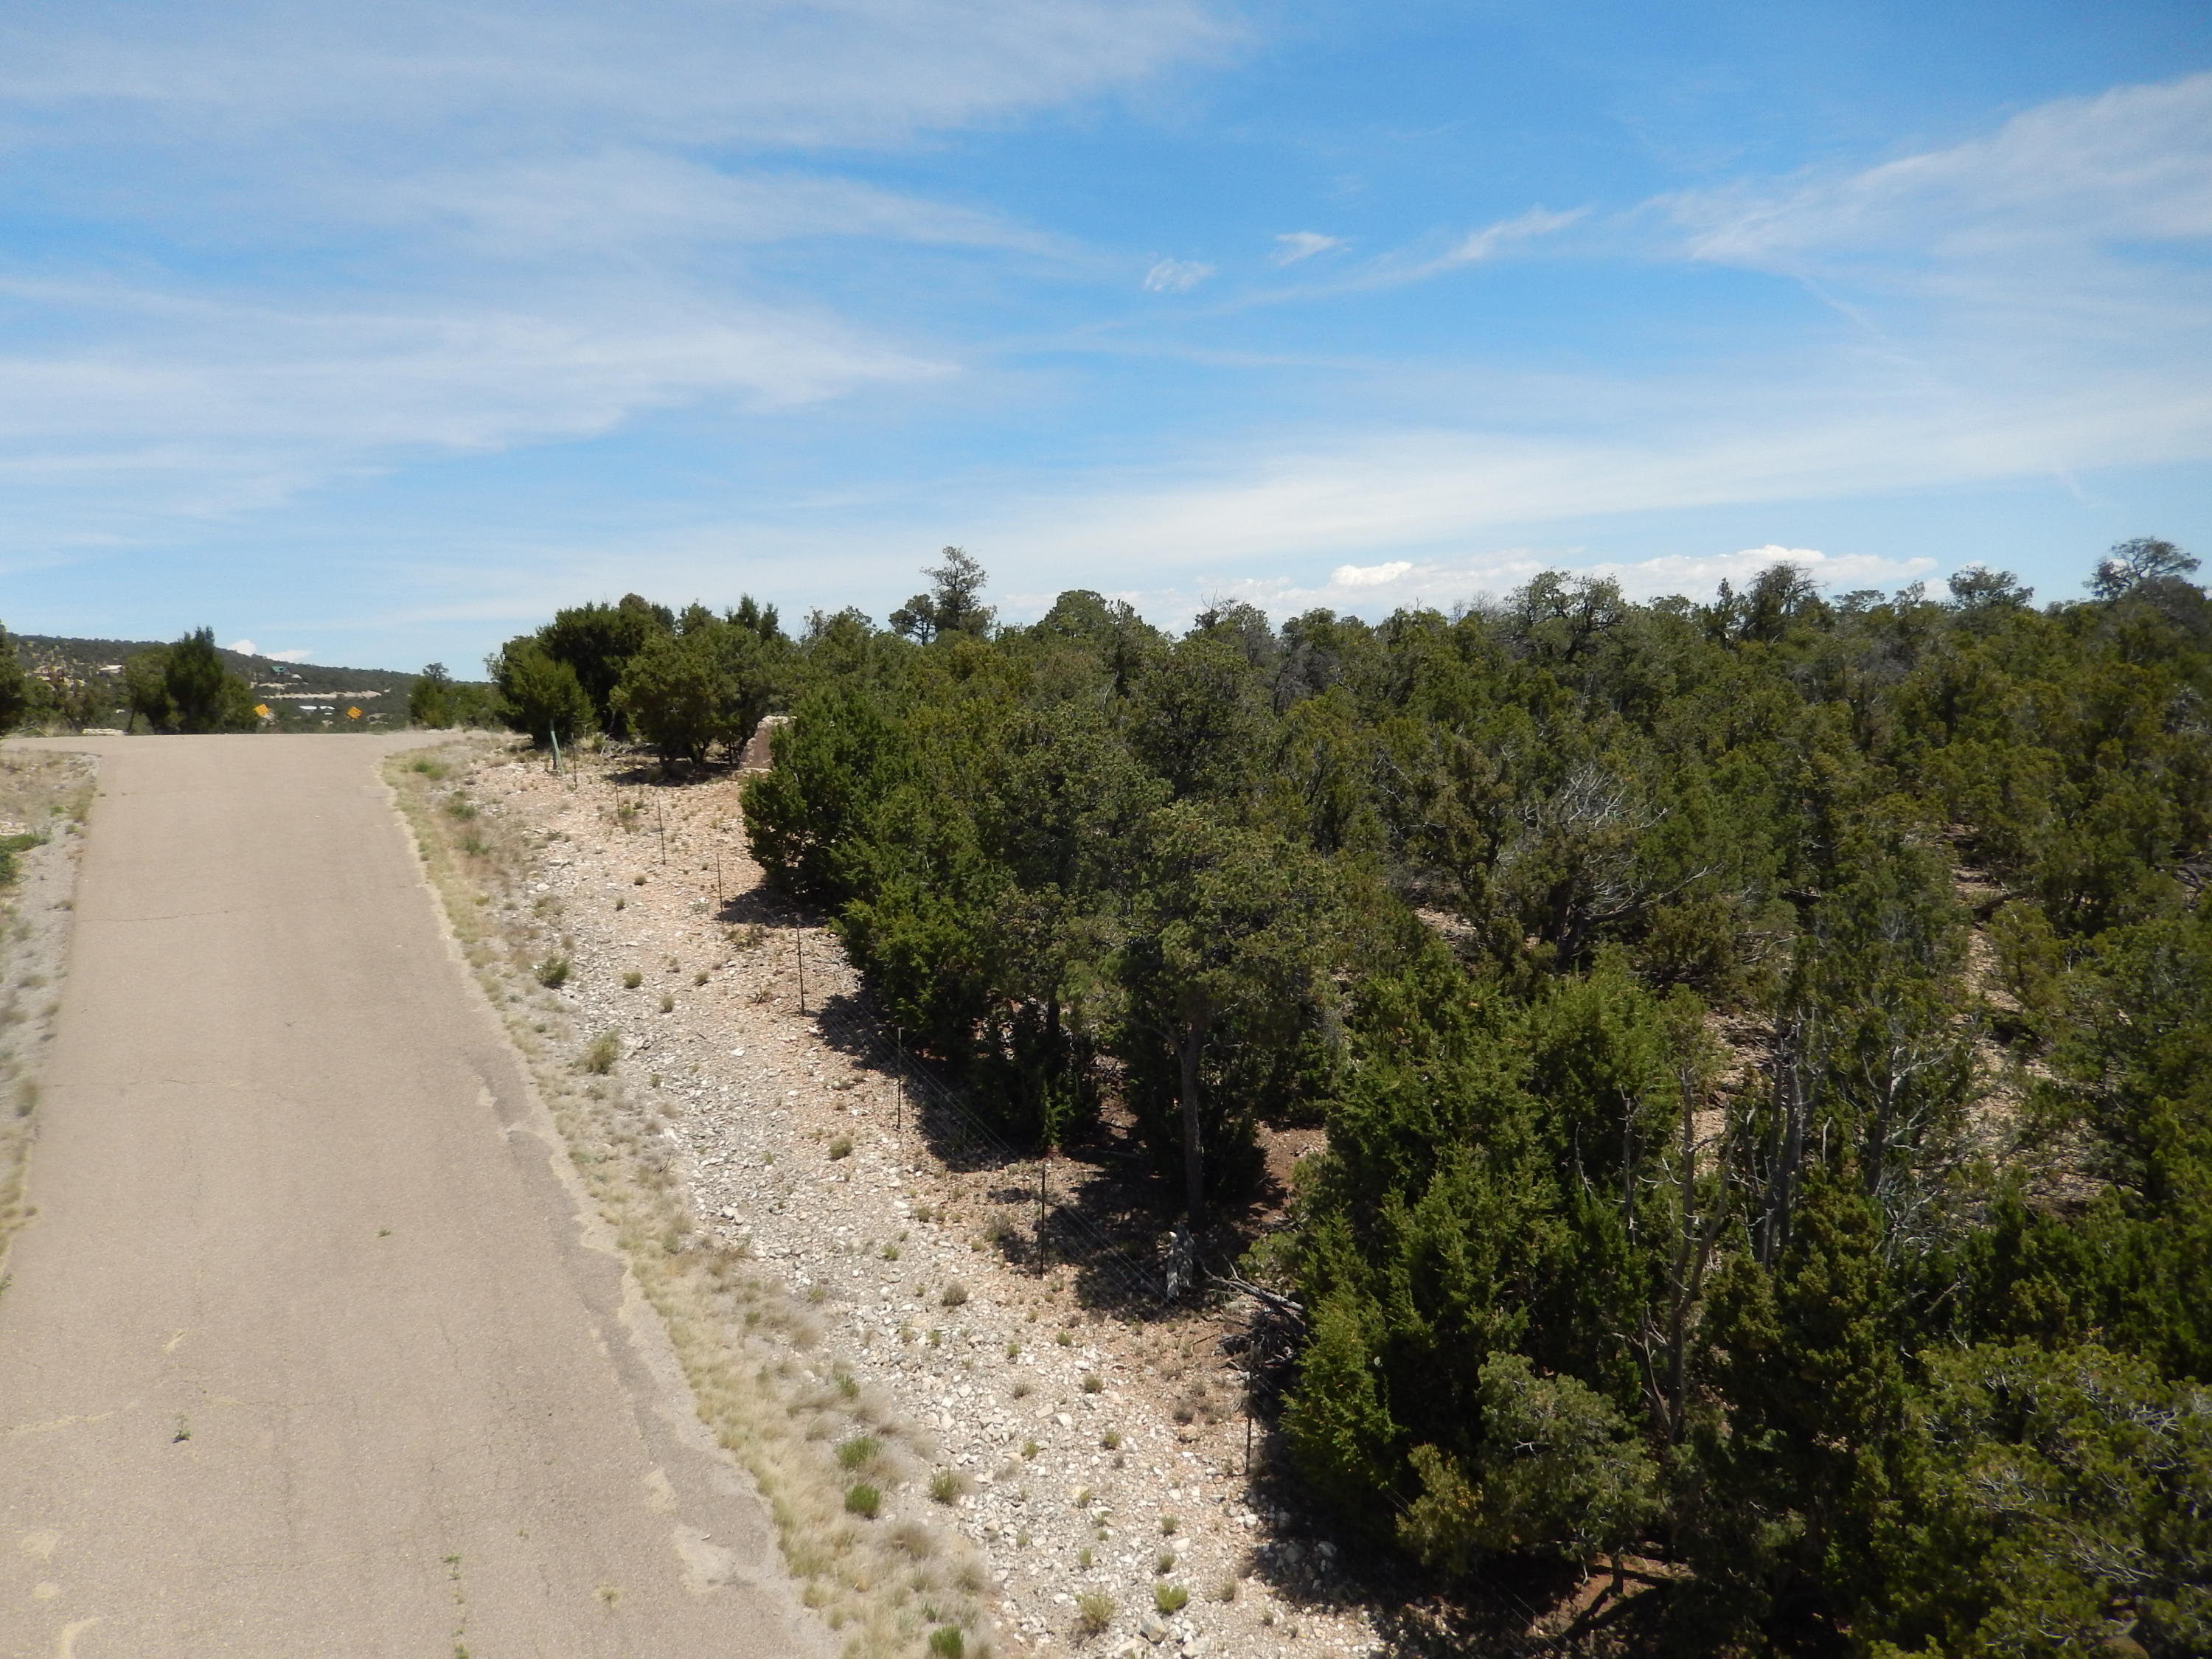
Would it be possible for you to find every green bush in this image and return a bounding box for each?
[488,639,593,748]
[835,1435,879,1471]
[843,1482,880,1519]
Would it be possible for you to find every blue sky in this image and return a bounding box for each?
[1,1,2208,669]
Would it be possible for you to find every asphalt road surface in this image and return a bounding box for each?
[0,735,822,1658]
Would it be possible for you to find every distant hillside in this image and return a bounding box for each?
[15,635,421,699]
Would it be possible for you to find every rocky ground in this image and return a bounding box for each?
[428,736,1389,1659]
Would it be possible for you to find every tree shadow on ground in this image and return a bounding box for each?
[599,754,745,789]
[714,888,801,928]
[1224,1477,1663,1659]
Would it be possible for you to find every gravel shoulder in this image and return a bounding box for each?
[0,748,94,1283]
[394,735,1389,1659]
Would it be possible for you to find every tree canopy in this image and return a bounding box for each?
[729,538,2212,1655]
[484,592,784,754]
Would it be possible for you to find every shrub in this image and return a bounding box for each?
[535,954,571,988]
[487,637,592,747]
[929,1470,961,1505]
[844,1482,880,1519]
[828,1135,854,1160]
[1081,1372,1103,1394]
[1076,1590,1114,1635]
[580,1032,619,1074]
[1155,1550,1175,1575]
[622,970,642,989]
[941,1282,968,1307]
[1154,1583,1188,1615]
[927,1627,964,1658]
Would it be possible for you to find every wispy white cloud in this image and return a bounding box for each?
[1144,257,1216,293]
[1663,72,2212,274]
[0,0,1239,150]
[967,360,2212,580]
[0,0,1231,544]
[970,73,2212,586]
[389,152,1077,262]
[1650,69,2212,363]
[1272,231,1344,265]
[0,275,956,538]
[1355,205,1587,289]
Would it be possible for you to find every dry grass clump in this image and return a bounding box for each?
[579,1030,619,1074]
[388,741,992,1658]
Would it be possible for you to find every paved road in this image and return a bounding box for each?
[0,736,820,1658]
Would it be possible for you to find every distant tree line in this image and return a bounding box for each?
[0,625,262,734]
[0,624,429,734]
[733,539,2212,1656]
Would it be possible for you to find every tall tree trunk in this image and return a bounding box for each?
[1178,1017,1207,1232]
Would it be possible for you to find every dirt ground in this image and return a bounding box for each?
[411,735,1391,1659]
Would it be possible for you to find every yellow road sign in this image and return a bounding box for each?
[254,703,271,719]
[347,706,362,720]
